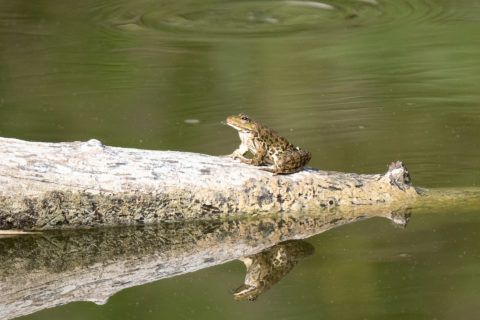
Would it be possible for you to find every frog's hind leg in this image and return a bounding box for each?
[251,149,267,166]
[273,150,312,174]
[257,162,297,175]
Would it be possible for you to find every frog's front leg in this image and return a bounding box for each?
[223,143,249,161]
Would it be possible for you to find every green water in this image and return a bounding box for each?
[1,0,479,318]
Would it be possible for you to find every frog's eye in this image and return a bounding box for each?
[241,116,248,121]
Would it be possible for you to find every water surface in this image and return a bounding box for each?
[1,0,479,319]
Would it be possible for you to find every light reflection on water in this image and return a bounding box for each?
[0,0,480,319]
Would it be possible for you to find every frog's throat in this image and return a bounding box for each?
[226,123,249,132]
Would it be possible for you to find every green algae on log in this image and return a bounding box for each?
[0,137,418,230]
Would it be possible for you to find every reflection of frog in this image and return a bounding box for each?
[389,209,411,229]
[225,113,311,174]
[233,240,314,301]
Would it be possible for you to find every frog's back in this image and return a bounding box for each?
[255,122,294,150]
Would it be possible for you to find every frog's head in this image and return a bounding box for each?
[226,113,258,132]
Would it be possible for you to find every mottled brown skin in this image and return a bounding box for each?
[225,113,311,174]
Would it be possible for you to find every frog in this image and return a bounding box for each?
[224,113,311,174]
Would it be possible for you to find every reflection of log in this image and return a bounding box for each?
[0,137,417,230]
[0,208,409,320]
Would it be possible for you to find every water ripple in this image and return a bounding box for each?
[83,0,468,39]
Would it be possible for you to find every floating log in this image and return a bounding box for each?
[0,137,418,230]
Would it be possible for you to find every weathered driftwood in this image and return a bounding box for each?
[0,137,418,230]
[0,208,410,319]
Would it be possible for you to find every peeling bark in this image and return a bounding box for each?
[0,137,418,230]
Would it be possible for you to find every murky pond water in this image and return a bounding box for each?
[1,0,479,319]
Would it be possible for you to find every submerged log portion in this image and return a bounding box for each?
[0,137,418,230]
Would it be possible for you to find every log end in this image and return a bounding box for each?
[387,161,412,190]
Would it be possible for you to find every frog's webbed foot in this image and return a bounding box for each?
[220,150,242,159]
[237,156,253,164]
[259,166,303,175]
[221,152,252,164]
[258,166,277,174]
